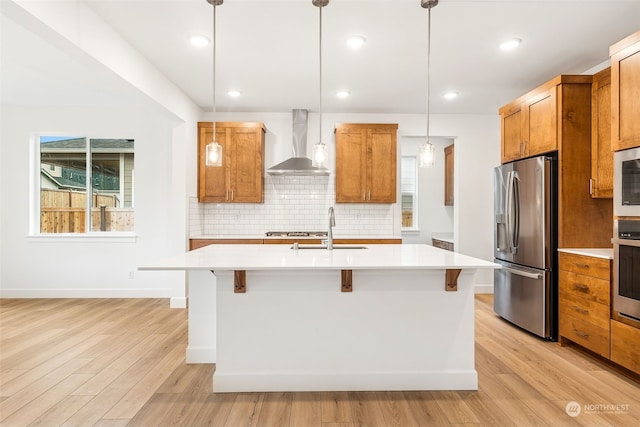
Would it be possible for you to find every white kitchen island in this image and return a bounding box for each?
[140,243,498,392]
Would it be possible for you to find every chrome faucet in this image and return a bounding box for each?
[327,206,335,250]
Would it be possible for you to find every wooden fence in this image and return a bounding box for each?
[40,189,134,233]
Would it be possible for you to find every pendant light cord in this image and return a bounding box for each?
[426,5,431,143]
[319,5,323,144]
[212,2,217,140]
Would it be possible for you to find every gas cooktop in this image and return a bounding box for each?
[265,231,328,237]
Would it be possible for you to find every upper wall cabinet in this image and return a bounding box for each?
[335,123,397,203]
[590,67,613,198]
[499,75,592,164]
[610,30,640,151]
[197,122,265,203]
[444,144,454,206]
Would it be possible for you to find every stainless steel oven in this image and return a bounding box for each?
[614,147,640,217]
[613,220,640,321]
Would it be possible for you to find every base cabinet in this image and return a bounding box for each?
[558,252,611,358]
[611,319,640,374]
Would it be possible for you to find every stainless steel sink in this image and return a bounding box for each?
[291,244,367,250]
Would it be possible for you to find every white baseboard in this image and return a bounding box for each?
[170,297,187,308]
[475,284,493,294]
[213,370,478,393]
[0,288,174,299]
[186,346,216,364]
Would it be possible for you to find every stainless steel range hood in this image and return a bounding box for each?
[267,109,329,176]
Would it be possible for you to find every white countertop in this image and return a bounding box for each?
[558,248,613,260]
[141,244,499,271]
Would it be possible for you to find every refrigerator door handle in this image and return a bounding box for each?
[501,265,542,280]
[512,172,520,252]
[505,171,520,255]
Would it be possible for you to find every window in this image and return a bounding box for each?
[401,156,418,229]
[38,136,135,234]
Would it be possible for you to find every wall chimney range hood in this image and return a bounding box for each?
[267,109,330,176]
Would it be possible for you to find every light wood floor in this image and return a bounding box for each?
[1,295,639,426]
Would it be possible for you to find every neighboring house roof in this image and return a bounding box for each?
[40,138,134,152]
[40,168,85,191]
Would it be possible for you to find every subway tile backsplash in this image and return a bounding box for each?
[189,175,395,237]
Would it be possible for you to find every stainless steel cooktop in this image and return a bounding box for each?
[265,231,328,237]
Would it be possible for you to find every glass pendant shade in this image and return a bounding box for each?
[312,141,327,168]
[205,140,223,167]
[419,140,435,168]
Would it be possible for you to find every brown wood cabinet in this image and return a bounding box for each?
[610,30,640,151]
[432,238,453,252]
[611,319,640,374]
[499,75,591,164]
[558,252,612,358]
[189,238,401,250]
[590,67,613,198]
[197,122,265,203]
[444,144,454,206]
[335,123,397,203]
[501,74,613,248]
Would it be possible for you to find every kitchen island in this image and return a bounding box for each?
[140,244,498,392]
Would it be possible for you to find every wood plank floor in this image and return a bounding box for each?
[1,295,639,426]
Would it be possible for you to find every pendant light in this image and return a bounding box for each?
[419,0,438,168]
[205,0,223,167]
[312,0,329,168]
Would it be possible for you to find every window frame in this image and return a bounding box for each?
[30,133,137,240]
[401,155,419,231]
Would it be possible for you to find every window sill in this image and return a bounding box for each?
[27,233,138,243]
[401,228,421,234]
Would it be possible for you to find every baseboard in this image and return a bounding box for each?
[213,370,478,393]
[186,346,216,364]
[0,288,173,299]
[170,297,187,308]
[475,284,494,294]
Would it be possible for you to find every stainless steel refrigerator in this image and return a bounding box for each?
[494,155,557,340]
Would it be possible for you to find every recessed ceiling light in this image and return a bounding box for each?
[336,91,350,99]
[189,34,210,47]
[443,91,458,100]
[227,90,242,98]
[499,38,522,51]
[346,35,366,49]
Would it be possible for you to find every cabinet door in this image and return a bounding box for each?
[524,87,557,157]
[198,125,229,203]
[611,32,640,151]
[501,104,524,163]
[591,68,613,198]
[367,127,397,203]
[336,127,367,202]
[228,127,264,203]
[444,144,454,206]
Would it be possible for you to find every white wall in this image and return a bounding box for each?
[400,136,455,244]
[0,105,188,299]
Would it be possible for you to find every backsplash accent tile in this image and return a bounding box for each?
[189,175,395,237]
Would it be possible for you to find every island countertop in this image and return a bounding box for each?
[140,243,499,272]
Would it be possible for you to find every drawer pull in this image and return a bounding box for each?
[574,283,589,293]
[574,329,589,338]
[571,305,589,315]
[574,263,590,269]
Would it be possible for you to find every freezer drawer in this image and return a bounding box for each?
[494,260,555,340]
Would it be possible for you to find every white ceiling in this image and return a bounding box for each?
[3,0,640,115]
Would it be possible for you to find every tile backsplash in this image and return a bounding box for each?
[189,175,396,237]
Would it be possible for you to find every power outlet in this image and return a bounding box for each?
[128,271,135,280]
